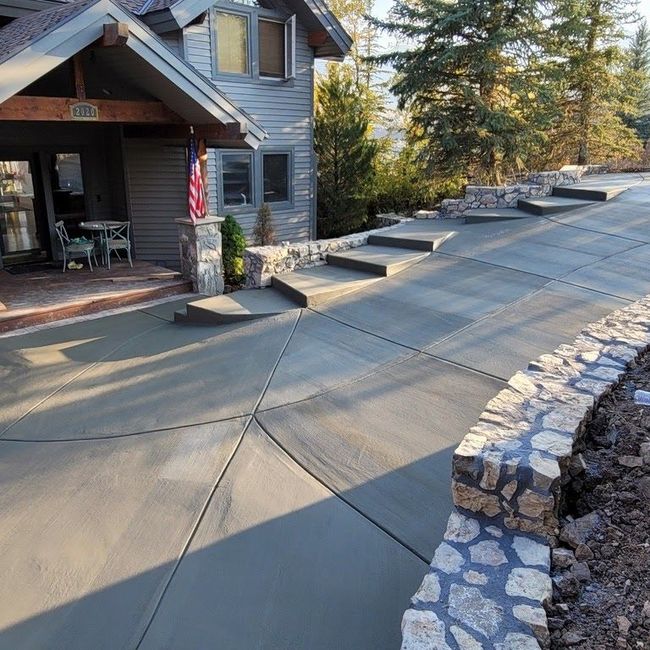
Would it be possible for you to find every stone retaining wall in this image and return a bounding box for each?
[439,169,590,219]
[402,295,650,650]
[243,214,409,288]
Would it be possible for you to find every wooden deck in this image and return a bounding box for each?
[0,261,192,332]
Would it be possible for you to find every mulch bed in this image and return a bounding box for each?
[548,352,650,649]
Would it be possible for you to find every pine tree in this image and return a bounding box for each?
[253,202,276,246]
[626,19,650,143]
[314,66,378,238]
[546,0,641,164]
[372,0,551,185]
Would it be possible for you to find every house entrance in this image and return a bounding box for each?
[0,158,47,265]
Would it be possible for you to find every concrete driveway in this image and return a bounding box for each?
[1,173,649,649]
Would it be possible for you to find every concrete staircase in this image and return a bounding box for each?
[464,181,627,224]
[175,227,455,324]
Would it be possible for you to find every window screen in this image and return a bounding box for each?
[259,19,285,78]
[215,12,249,74]
[222,154,253,206]
[263,153,289,203]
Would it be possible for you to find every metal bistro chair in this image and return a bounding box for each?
[103,221,132,270]
[55,220,97,272]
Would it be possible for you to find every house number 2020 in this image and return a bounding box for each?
[70,103,99,121]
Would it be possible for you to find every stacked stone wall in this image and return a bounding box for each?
[243,214,409,288]
[402,295,650,649]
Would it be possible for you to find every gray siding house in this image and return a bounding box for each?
[0,0,350,270]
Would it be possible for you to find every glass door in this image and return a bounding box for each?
[0,159,46,264]
[48,153,86,237]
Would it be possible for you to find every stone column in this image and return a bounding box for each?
[175,216,225,296]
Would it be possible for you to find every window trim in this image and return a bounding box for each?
[260,148,294,211]
[218,149,256,212]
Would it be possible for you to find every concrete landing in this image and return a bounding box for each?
[178,290,298,325]
[368,225,456,251]
[464,208,532,224]
[552,184,628,201]
[272,265,382,308]
[327,245,430,276]
[518,195,595,216]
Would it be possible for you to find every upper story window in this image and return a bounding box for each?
[215,12,249,75]
[212,4,295,80]
[259,19,284,78]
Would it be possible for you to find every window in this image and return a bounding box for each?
[215,12,249,74]
[263,153,290,203]
[222,153,253,206]
[259,19,284,78]
[212,7,295,80]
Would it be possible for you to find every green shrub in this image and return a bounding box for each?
[221,214,246,285]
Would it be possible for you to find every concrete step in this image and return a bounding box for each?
[464,208,532,224]
[552,185,627,201]
[518,196,595,216]
[326,245,429,276]
[272,265,382,308]
[176,290,298,324]
[368,226,455,251]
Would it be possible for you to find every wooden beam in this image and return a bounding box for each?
[122,123,244,141]
[308,30,329,47]
[101,23,129,47]
[0,96,185,123]
[72,55,86,100]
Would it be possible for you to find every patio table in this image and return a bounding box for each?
[80,221,124,266]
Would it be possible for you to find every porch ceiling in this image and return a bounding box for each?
[0,0,268,147]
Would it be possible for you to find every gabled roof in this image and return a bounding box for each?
[0,0,268,146]
[137,0,352,59]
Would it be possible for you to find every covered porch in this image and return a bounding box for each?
[0,0,266,327]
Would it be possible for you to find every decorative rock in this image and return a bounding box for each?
[551,548,576,569]
[432,542,465,574]
[530,431,573,457]
[505,568,552,604]
[463,570,488,585]
[570,561,591,582]
[469,540,507,566]
[574,543,594,561]
[617,615,631,636]
[634,389,650,405]
[517,490,555,519]
[485,526,503,538]
[512,605,549,646]
[450,625,484,650]
[480,452,502,490]
[444,512,481,544]
[502,480,518,500]
[448,584,503,639]
[559,512,600,548]
[495,633,542,649]
[512,536,550,568]
[411,572,441,604]
[452,481,501,517]
[529,452,561,490]
[618,455,643,468]
[401,609,452,650]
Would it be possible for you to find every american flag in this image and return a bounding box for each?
[188,129,206,222]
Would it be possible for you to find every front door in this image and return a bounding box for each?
[0,158,48,265]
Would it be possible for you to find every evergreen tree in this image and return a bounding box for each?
[546,0,641,164]
[253,202,276,246]
[314,66,378,237]
[626,19,650,143]
[373,0,551,185]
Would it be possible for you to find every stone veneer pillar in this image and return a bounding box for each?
[175,216,225,296]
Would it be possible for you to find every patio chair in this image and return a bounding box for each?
[103,222,132,270]
[54,220,97,272]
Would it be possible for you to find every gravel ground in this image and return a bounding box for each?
[548,353,650,649]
